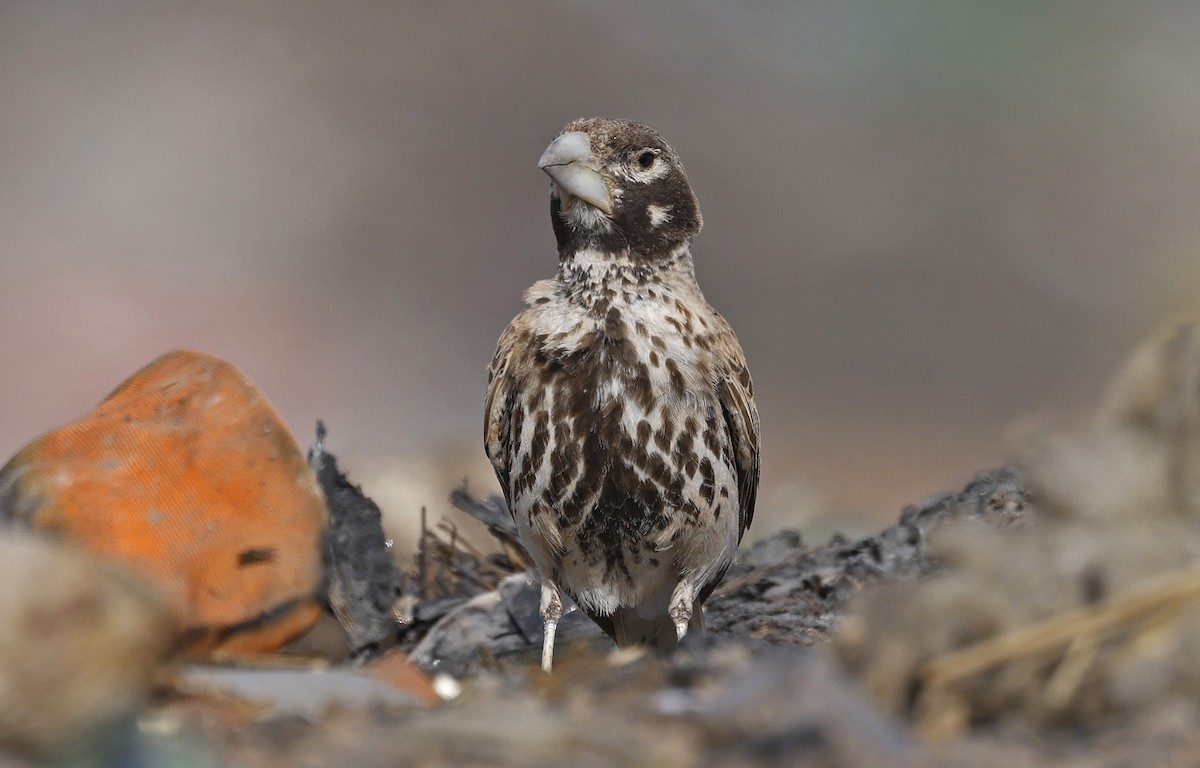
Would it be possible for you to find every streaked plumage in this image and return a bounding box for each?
[486,118,760,670]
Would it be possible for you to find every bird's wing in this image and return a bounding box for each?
[714,323,761,539]
[484,319,523,496]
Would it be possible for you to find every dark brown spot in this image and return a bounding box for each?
[611,338,639,370]
[654,428,671,454]
[238,548,275,566]
[530,411,550,468]
[699,457,716,506]
[660,411,676,440]
[548,423,577,501]
[672,300,696,333]
[665,475,685,506]
[629,366,654,410]
[603,395,626,426]
[636,479,663,510]
[665,359,686,397]
[509,405,526,446]
[604,306,624,338]
[515,453,535,495]
[703,417,721,454]
[637,419,652,444]
[646,453,671,486]
[675,430,695,460]
[631,440,649,469]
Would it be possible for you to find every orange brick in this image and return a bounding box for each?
[0,350,329,655]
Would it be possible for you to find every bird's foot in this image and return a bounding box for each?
[668,577,696,642]
[542,617,558,672]
[540,579,563,672]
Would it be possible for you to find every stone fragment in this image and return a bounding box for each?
[0,350,329,655]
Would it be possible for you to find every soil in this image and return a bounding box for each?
[132,464,1200,767]
[13,451,1200,767]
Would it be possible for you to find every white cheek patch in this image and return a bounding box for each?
[647,204,673,228]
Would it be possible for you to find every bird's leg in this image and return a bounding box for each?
[668,577,697,641]
[539,577,564,672]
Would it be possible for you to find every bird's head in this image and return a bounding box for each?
[539,118,702,259]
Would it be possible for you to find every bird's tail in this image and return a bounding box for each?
[608,600,704,653]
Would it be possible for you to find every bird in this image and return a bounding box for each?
[485,118,760,671]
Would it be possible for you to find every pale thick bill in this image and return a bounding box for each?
[538,131,613,215]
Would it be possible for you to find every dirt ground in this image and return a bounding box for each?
[139,460,1200,768]
[7,324,1200,766]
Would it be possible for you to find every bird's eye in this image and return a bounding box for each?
[636,150,658,169]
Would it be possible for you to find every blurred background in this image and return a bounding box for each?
[2,0,1199,539]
